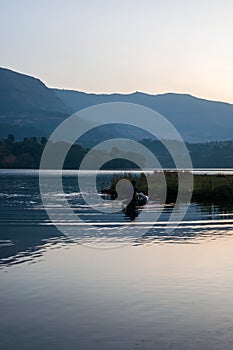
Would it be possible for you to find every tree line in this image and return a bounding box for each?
[1,134,233,169]
[0,135,141,169]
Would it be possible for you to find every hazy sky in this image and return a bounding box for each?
[1,0,233,103]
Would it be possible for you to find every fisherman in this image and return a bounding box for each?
[125,180,140,220]
[131,180,139,201]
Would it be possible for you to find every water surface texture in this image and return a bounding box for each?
[1,170,233,350]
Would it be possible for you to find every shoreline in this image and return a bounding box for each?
[1,168,233,174]
[1,168,233,205]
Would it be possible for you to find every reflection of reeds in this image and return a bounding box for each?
[104,172,233,205]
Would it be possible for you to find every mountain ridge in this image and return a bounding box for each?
[53,88,233,105]
[0,67,72,138]
[54,88,233,143]
[1,67,233,143]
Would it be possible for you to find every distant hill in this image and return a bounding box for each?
[54,89,233,143]
[1,67,233,143]
[0,67,72,139]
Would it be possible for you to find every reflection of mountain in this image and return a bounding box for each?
[1,201,233,268]
[1,217,233,267]
[0,172,63,266]
[0,223,62,267]
[1,67,233,143]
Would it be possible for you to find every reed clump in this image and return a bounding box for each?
[106,172,233,204]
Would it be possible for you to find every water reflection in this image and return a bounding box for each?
[1,170,233,267]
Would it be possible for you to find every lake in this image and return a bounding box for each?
[1,169,233,349]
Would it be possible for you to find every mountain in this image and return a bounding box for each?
[1,67,233,143]
[0,67,72,139]
[54,89,233,143]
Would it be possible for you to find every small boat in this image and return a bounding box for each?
[123,192,148,221]
[136,192,148,206]
[101,188,148,220]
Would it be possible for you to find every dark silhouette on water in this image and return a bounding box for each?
[124,180,148,221]
[124,180,140,221]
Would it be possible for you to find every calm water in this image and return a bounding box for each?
[1,170,233,349]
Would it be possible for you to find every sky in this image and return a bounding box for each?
[1,0,233,103]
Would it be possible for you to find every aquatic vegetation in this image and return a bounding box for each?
[106,172,233,204]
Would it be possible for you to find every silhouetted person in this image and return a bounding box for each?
[124,180,139,220]
[131,180,139,201]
